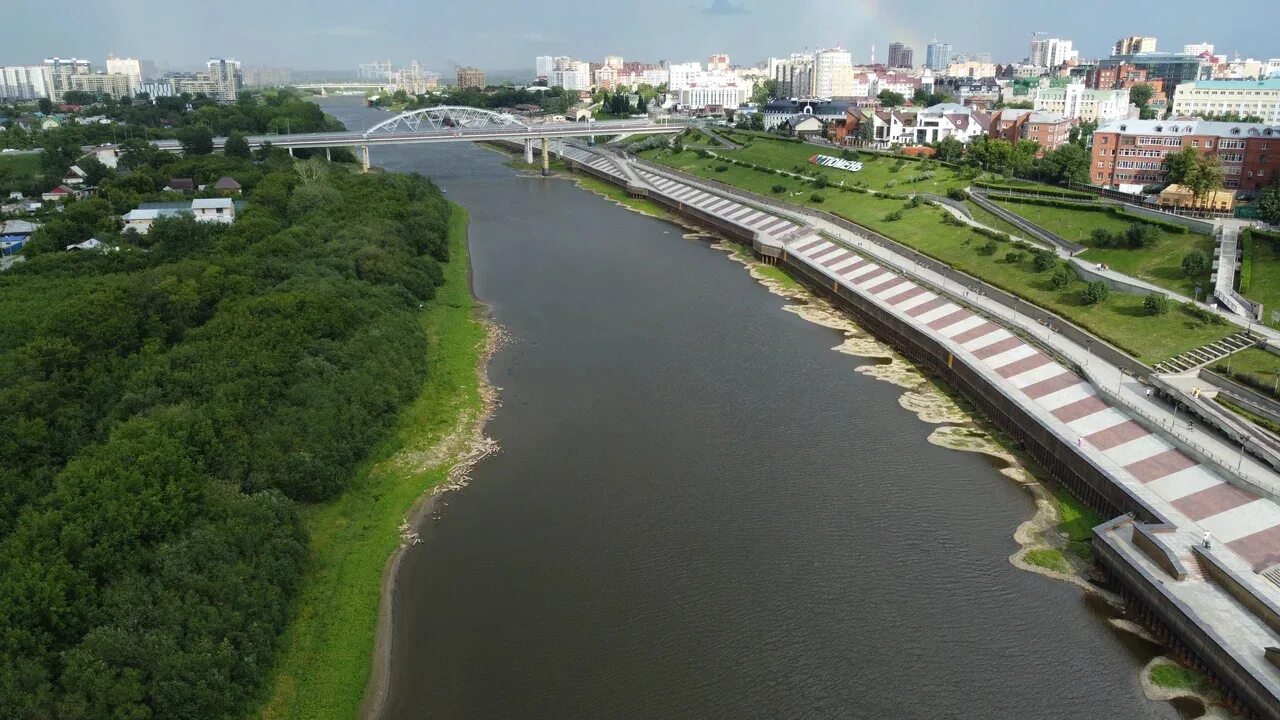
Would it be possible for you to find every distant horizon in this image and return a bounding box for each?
[1,0,1276,75]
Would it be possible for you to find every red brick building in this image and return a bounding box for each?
[1089,118,1280,195]
[988,110,1076,154]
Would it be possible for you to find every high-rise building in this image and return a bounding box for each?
[43,57,91,102]
[769,54,813,98]
[707,54,730,71]
[394,62,439,94]
[105,53,145,92]
[925,41,952,72]
[602,55,624,70]
[887,42,914,69]
[205,58,242,102]
[67,73,135,100]
[535,55,554,80]
[1114,36,1157,56]
[1029,37,1077,69]
[1183,43,1215,57]
[358,61,393,82]
[813,47,853,97]
[0,64,51,100]
[456,67,485,89]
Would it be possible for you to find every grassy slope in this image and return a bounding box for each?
[258,205,485,720]
[642,147,1233,363]
[1215,347,1280,399]
[711,139,968,194]
[992,199,1215,298]
[1245,232,1280,329]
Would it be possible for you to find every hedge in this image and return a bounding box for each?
[975,181,1095,200]
[1107,207,1190,234]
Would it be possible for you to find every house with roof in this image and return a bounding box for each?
[212,176,242,193]
[164,177,195,192]
[763,99,855,130]
[784,114,825,138]
[62,165,88,186]
[121,198,239,234]
[65,238,103,251]
[41,185,78,202]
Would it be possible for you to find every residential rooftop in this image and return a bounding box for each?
[1097,118,1280,138]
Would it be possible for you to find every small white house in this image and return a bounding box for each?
[191,198,235,223]
[66,238,103,251]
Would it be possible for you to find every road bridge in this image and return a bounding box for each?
[150,106,686,172]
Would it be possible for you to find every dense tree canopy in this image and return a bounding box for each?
[0,150,453,718]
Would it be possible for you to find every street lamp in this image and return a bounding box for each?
[1117,367,1127,394]
[1086,339,1094,367]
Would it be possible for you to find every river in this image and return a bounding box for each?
[320,97,1181,720]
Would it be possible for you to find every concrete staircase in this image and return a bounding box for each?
[1155,332,1257,374]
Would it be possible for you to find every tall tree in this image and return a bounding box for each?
[179,125,214,156]
[877,89,906,108]
[224,131,251,159]
[1183,153,1224,205]
[1129,83,1154,110]
[1259,181,1280,226]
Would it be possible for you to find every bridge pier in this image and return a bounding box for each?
[524,139,534,165]
[360,145,370,173]
[325,147,332,162]
[541,137,549,176]
[287,147,295,158]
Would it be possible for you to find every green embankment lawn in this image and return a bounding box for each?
[680,137,970,194]
[992,199,1216,298]
[1245,231,1280,329]
[1215,347,1280,399]
[1025,548,1071,573]
[642,148,1233,363]
[259,205,486,720]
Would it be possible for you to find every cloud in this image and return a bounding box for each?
[700,0,750,15]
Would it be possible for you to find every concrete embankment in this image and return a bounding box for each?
[542,143,1280,719]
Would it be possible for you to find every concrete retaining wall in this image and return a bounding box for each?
[1070,259,1167,298]
[1120,202,1217,235]
[968,192,1088,255]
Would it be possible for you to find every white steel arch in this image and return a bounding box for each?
[362,106,530,138]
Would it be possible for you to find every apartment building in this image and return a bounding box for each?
[456,67,485,89]
[1030,38,1077,69]
[1100,53,1210,102]
[0,64,51,100]
[887,42,914,69]
[66,73,135,100]
[1114,36,1157,55]
[813,48,854,97]
[925,41,952,72]
[1171,79,1280,123]
[1034,83,1131,122]
[988,109,1075,153]
[1089,118,1280,194]
[43,57,91,102]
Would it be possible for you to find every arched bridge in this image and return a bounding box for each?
[148,105,686,171]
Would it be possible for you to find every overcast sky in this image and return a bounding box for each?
[2,0,1277,74]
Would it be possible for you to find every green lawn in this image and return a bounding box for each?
[666,136,972,194]
[1244,231,1280,329]
[641,149,1234,363]
[1214,347,1280,399]
[0,151,43,187]
[259,205,488,720]
[1149,662,1221,699]
[993,199,1216,298]
[1026,548,1071,573]
[963,199,1032,242]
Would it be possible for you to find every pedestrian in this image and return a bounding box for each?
[1187,420,1194,432]
[1145,388,1152,398]
[1077,437,1083,448]
[1203,531,1212,549]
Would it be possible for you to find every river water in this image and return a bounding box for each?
[321,98,1179,720]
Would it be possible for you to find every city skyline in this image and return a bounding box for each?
[1,0,1278,73]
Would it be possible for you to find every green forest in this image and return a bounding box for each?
[0,148,454,717]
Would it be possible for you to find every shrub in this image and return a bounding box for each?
[883,210,904,222]
[1241,230,1254,293]
[810,193,825,203]
[1082,280,1110,305]
[1012,240,1032,250]
[1182,249,1210,276]
[906,196,922,209]
[1108,207,1190,234]
[1032,251,1056,272]
[1091,228,1115,248]
[947,188,970,201]
[1181,301,1226,325]
[771,184,787,194]
[977,240,999,256]
[1124,222,1159,248]
[1005,251,1026,264]
[813,175,829,188]
[1144,292,1171,315]
[1049,265,1075,289]
[714,164,728,173]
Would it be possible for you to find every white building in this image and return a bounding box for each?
[1030,37,1078,69]
[43,57,91,102]
[204,58,242,102]
[1034,82,1130,122]
[678,83,749,110]
[0,64,51,100]
[104,53,144,93]
[548,58,591,91]
[1183,43,1215,57]
[813,47,853,98]
[535,55,554,80]
[666,62,703,91]
[1171,79,1280,123]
